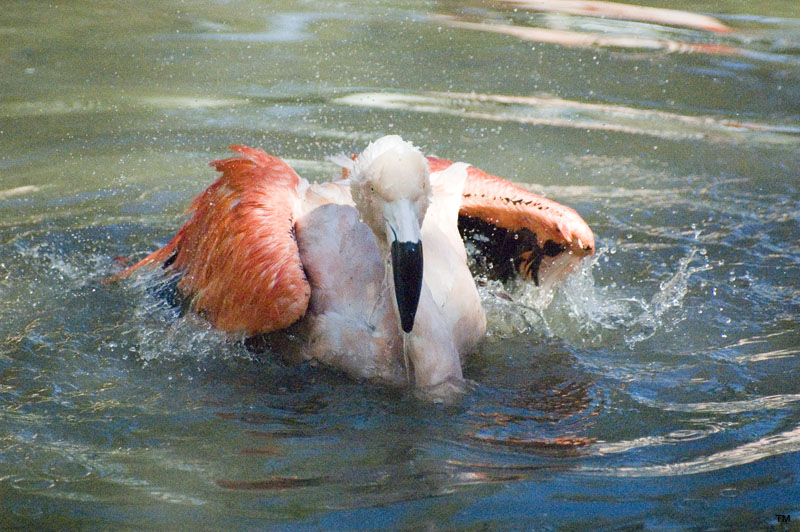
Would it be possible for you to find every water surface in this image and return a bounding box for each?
[1,0,799,530]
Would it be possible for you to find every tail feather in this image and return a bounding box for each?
[105,229,183,283]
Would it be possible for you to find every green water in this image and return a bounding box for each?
[1,1,799,530]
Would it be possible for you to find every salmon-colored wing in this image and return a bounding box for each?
[428,157,594,284]
[116,146,311,335]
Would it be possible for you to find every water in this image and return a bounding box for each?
[1,0,799,529]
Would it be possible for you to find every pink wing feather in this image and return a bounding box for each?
[116,146,311,335]
[427,157,594,282]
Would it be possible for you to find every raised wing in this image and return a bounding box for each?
[115,146,311,335]
[427,157,595,286]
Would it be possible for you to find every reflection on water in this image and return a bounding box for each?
[2,0,800,529]
[502,0,734,34]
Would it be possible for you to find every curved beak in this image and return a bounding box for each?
[384,199,424,333]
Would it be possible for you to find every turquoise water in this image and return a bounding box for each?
[1,1,799,530]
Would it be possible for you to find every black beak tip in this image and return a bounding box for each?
[400,315,415,334]
[391,240,424,334]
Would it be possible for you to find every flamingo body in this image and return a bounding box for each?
[294,159,483,386]
[117,136,595,389]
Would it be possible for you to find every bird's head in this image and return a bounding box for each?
[350,136,431,333]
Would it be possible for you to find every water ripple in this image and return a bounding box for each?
[591,424,729,456]
[334,91,800,145]
[583,423,800,477]
[636,394,800,414]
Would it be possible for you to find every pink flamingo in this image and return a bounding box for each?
[115,136,594,392]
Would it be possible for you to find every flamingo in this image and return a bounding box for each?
[115,136,594,392]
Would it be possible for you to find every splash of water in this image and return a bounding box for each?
[479,247,711,348]
[123,272,242,365]
[119,242,712,368]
